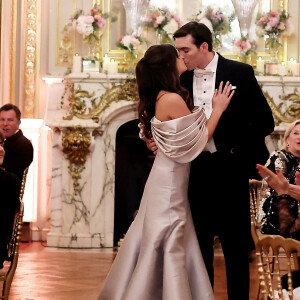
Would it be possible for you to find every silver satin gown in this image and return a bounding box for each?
[98,107,214,300]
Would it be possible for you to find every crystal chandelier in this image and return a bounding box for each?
[123,0,151,36]
[231,0,258,37]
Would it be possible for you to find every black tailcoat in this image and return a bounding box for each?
[180,54,274,299]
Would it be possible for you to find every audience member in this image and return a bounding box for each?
[0,104,33,182]
[257,120,300,238]
[257,163,300,239]
[0,128,20,274]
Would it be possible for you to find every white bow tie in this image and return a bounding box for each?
[194,68,215,77]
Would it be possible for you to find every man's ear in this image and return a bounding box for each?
[200,42,209,52]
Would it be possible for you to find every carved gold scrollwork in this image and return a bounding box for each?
[63,78,138,121]
[63,85,95,120]
[58,25,73,65]
[264,88,300,124]
[62,127,91,194]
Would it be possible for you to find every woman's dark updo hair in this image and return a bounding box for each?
[136,44,193,139]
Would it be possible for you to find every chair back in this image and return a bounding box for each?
[0,168,27,299]
[249,179,300,299]
[249,179,263,245]
[19,167,28,200]
[256,234,300,300]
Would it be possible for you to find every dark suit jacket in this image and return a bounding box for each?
[0,168,20,263]
[180,54,275,178]
[2,130,33,182]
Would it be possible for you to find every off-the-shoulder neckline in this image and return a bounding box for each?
[152,106,202,123]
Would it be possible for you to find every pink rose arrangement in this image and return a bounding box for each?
[234,36,257,64]
[256,10,293,51]
[70,5,115,44]
[234,36,257,56]
[116,35,143,53]
[256,10,293,37]
[143,7,181,44]
[192,7,234,49]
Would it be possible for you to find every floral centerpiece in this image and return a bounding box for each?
[192,7,234,50]
[116,35,144,72]
[234,36,257,63]
[255,10,293,61]
[70,5,116,59]
[143,7,181,44]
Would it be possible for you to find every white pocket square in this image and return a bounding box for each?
[231,86,237,90]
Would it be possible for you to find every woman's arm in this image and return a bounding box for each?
[256,164,300,201]
[256,164,300,237]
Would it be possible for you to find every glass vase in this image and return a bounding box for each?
[84,30,103,60]
[239,54,252,65]
[265,33,281,63]
[213,34,222,52]
[86,42,97,60]
[125,52,138,73]
[155,31,162,44]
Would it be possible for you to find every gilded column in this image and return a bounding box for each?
[23,0,41,118]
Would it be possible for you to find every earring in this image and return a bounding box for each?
[287,143,289,147]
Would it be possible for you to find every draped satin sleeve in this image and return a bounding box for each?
[151,107,208,163]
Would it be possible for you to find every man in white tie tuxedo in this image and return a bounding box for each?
[171,22,274,299]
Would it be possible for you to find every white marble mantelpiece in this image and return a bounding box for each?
[45,73,137,248]
[256,76,300,152]
[45,73,300,248]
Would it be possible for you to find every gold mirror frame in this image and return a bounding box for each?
[102,0,126,61]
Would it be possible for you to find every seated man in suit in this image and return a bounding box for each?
[0,104,33,182]
[0,128,20,274]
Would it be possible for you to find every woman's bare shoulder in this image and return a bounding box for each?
[155,93,191,121]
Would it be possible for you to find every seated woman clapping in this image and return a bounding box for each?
[257,120,300,238]
[256,163,300,240]
[0,128,20,273]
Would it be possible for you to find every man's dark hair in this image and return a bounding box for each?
[173,21,213,51]
[0,104,21,120]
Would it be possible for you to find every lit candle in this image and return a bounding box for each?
[107,59,118,74]
[256,57,264,74]
[287,58,294,75]
[291,60,300,77]
[103,53,110,63]
[72,54,82,73]
[278,62,287,76]
[102,54,110,73]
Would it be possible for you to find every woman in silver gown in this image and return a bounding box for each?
[98,44,234,300]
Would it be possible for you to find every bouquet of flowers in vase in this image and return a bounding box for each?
[117,35,144,57]
[116,35,145,72]
[192,7,234,50]
[234,36,257,63]
[255,10,293,56]
[143,7,181,44]
[70,5,112,44]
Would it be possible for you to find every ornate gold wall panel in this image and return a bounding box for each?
[10,0,17,104]
[56,0,76,67]
[23,0,41,118]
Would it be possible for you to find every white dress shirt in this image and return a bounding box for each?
[193,51,219,153]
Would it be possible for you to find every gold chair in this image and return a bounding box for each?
[250,179,300,299]
[0,168,28,299]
